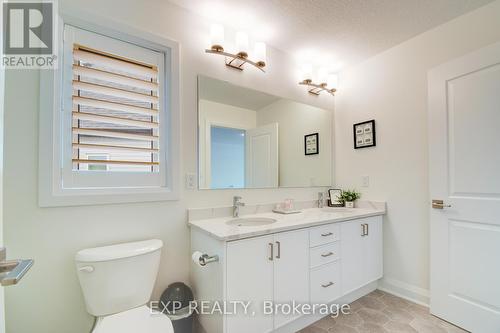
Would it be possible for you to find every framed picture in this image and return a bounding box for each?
[328,189,343,207]
[353,120,376,149]
[304,133,319,155]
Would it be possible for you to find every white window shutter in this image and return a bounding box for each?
[71,46,160,173]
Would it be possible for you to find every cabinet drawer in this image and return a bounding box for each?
[310,261,341,304]
[310,242,339,268]
[310,223,340,247]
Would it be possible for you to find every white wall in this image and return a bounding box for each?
[198,99,257,188]
[335,0,500,304]
[3,1,333,333]
[257,99,332,187]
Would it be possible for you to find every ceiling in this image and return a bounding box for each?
[168,0,494,68]
[198,76,280,110]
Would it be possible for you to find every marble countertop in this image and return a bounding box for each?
[188,204,386,241]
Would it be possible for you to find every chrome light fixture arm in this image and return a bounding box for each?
[205,48,266,72]
[299,79,336,96]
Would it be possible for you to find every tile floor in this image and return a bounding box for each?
[298,290,468,333]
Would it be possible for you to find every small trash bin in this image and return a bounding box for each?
[161,282,194,333]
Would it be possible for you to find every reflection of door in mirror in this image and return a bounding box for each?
[245,123,278,188]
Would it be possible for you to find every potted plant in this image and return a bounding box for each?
[338,189,361,208]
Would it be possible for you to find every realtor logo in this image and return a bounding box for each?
[2,0,57,68]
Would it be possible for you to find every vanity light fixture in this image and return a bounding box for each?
[299,66,338,96]
[205,24,267,72]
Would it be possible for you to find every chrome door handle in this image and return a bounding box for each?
[366,223,369,236]
[275,241,281,259]
[321,232,333,237]
[321,281,335,288]
[0,247,34,286]
[432,199,451,209]
[0,259,34,286]
[268,243,274,261]
[321,252,334,257]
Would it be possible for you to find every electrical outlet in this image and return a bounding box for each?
[361,175,369,187]
[186,173,197,190]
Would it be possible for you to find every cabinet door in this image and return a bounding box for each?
[365,217,383,283]
[340,220,366,295]
[273,229,309,329]
[226,235,274,333]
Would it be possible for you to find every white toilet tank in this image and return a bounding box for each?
[75,239,163,317]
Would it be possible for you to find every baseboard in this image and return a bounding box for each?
[378,277,430,307]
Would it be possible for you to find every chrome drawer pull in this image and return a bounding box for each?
[321,281,335,288]
[321,251,334,257]
[321,232,333,237]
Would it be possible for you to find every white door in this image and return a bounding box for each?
[273,229,309,329]
[226,235,274,333]
[340,220,365,295]
[364,217,383,283]
[245,123,278,188]
[428,41,500,333]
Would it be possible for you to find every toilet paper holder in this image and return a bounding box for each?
[199,253,219,266]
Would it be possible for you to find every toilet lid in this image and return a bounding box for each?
[94,306,173,333]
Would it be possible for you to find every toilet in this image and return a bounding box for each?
[75,239,173,333]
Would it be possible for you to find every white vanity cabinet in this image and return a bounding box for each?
[341,217,383,295]
[226,229,309,333]
[190,213,384,333]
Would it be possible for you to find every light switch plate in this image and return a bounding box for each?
[361,175,369,187]
[186,173,197,190]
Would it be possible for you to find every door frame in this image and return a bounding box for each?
[202,120,249,189]
[0,35,5,333]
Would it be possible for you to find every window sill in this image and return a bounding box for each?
[39,186,179,207]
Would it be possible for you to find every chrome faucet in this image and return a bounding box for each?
[318,192,325,208]
[233,196,246,218]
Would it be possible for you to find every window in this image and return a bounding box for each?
[39,21,180,206]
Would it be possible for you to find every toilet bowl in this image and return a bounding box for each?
[75,239,173,333]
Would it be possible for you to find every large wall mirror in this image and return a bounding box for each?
[198,76,333,189]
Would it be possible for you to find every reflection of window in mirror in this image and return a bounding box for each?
[210,126,246,189]
[84,154,109,171]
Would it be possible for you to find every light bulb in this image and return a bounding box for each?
[301,63,313,82]
[210,24,224,51]
[317,67,328,85]
[254,42,266,67]
[235,31,249,57]
[327,74,338,90]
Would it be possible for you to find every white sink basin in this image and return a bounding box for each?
[322,207,357,213]
[226,217,277,227]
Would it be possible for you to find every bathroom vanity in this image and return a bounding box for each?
[189,204,385,333]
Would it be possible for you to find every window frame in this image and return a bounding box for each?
[39,15,180,207]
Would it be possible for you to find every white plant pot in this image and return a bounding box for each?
[345,201,354,208]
